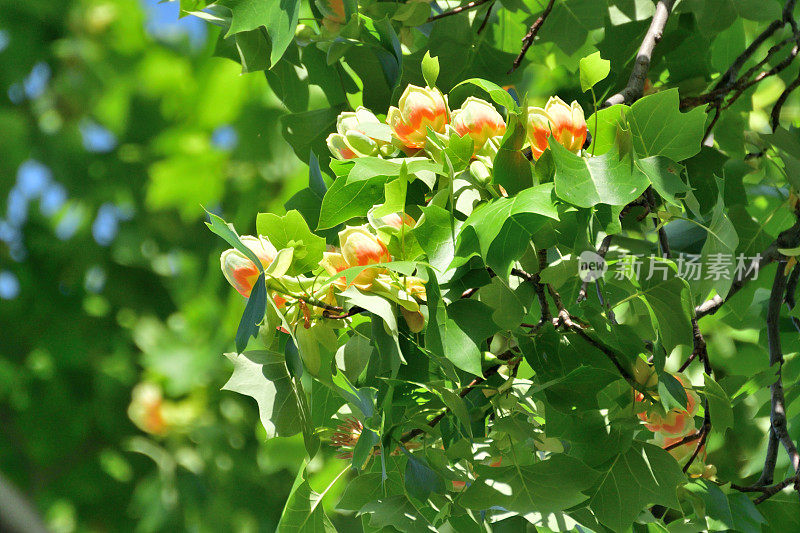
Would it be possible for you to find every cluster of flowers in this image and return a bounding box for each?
[325,83,587,168]
[218,83,588,334]
[219,214,426,332]
[633,359,715,478]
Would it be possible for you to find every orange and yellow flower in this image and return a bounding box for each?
[220,236,278,297]
[387,84,449,149]
[526,96,587,159]
[635,375,699,437]
[320,226,392,288]
[451,97,506,152]
[315,0,346,32]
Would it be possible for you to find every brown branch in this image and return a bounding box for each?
[603,0,676,106]
[734,475,800,504]
[477,1,493,34]
[786,262,800,332]
[577,234,613,303]
[508,0,556,74]
[683,398,711,473]
[772,70,800,130]
[428,0,493,22]
[695,218,800,318]
[322,306,364,320]
[681,0,800,137]
[766,260,800,476]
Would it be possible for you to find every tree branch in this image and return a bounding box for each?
[603,0,676,106]
[508,0,556,74]
[428,0,494,22]
[695,218,800,318]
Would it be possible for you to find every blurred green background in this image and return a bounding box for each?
[0,0,358,530]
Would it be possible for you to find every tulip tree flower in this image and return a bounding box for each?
[526,96,588,159]
[326,107,394,160]
[451,97,506,153]
[315,0,346,33]
[220,235,278,297]
[635,375,700,437]
[388,84,449,149]
[320,225,392,288]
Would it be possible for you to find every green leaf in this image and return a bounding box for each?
[223,350,301,438]
[256,210,326,275]
[586,104,629,155]
[282,105,347,168]
[627,89,706,161]
[579,51,611,92]
[277,466,338,532]
[421,51,439,88]
[425,268,482,376]
[492,115,533,196]
[697,184,739,300]
[551,140,649,208]
[413,205,460,272]
[235,273,266,353]
[205,211,263,271]
[458,183,558,276]
[635,156,690,207]
[360,495,438,533]
[460,454,600,514]
[403,451,446,502]
[588,442,684,532]
[318,175,387,230]
[217,0,300,67]
[704,373,733,435]
[636,262,694,354]
[451,78,520,112]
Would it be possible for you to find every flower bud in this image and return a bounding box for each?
[220,235,278,297]
[327,107,390,160]
[469,160,492,184]
[451,97,506,152]
[526,96,588,159]
[633,357,658,388]
[388,84,449,149]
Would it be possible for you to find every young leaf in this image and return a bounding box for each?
[256,210,326,275]
[579,51,611,92]
[421,51,439,88]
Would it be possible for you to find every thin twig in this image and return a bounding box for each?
[772,70,800,130]
[427,0,493,22]
[577,234,613,303]
[399,363,503,443]
[603,0,676,106]
[695,219,800,318]
[508,0,556,74]
[322,306,364,320]
[477,2,493,34]
[785,262,800,332]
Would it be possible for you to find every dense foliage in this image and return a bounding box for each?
[191,0,800,531]
[4,0,800,531]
